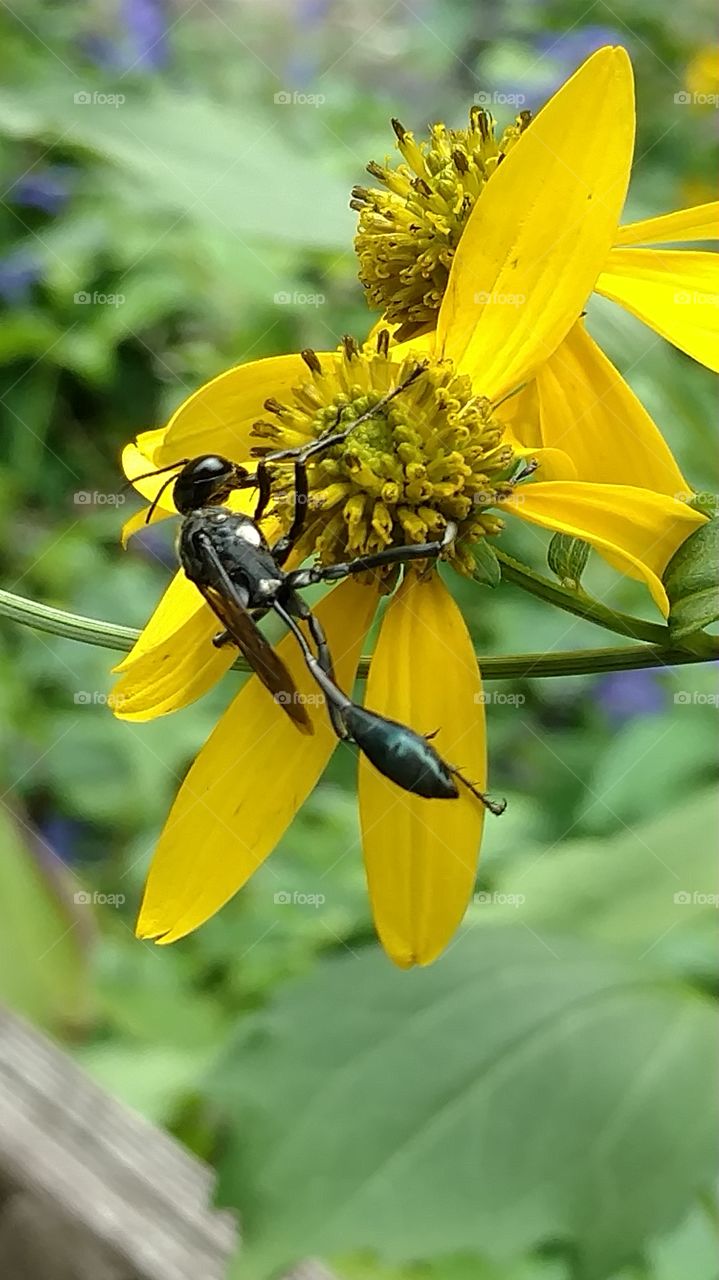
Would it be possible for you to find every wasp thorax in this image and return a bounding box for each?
[352,108,531,341]
[251,334,518,581]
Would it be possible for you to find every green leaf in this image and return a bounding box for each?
[664,519,719,641]
[576,709,717,837]
[469,539,502,587]
[212,929,717,1278]
[547,532,591,589]
[0,806,92,1031]
[0,84,353,250]
[485,790,719,977]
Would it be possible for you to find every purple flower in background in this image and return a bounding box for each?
[495,25,625,112]
[597,669,665,725]
[121,0,169,70]
[0,249,41,305]
[297,0,332,21]
[37,814,84,867]
[10,166,73,216]
[533,26,624,68]
[84,0,169,73]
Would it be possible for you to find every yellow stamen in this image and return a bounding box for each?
[251,332,520,580]
[352,108,531,340]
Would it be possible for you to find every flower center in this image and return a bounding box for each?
[352,108,531,341]
[251,333,520,581]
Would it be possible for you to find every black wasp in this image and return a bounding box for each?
[133,367,505,814]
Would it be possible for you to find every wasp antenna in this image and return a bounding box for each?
[144,471,180,524]
[128,458,189,485]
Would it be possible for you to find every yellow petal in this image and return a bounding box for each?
[358,573,486,968]
[111,573,233,720]
[499,481,707,615]
[535,321,689,494]
[437,47,635,399]
[597,248,719,370]
[113,570,204,670]
[120,502,172,547]
[494,379,541,449]
[122,441,178,512]
[613,201,719,246]
[137,579,377,943]
[154,353,330,465]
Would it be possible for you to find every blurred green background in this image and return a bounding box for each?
[0,2,717,1278]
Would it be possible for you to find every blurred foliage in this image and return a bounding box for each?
[0,2,717,1279]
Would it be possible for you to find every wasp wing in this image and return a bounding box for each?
[194,533,313,735]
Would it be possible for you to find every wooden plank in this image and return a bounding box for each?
[0,1007,235,1280]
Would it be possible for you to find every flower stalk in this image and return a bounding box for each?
[2,586,716,681]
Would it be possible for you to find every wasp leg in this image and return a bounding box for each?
[271,600,352,740]
[271,457,310,567]
[261,364,427,470]
[286,521,457,590]
[450,767,507,815]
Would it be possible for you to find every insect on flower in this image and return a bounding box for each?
[133,375,506,814]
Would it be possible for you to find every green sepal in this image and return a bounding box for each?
[664,517,719,642]
[547,532,591,590]
[469,538,501,587]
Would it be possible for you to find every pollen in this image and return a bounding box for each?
[352,108,531,340]
[251,333,520,580]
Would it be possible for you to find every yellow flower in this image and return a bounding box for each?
[354,45,718,495]
[115,48,706,968]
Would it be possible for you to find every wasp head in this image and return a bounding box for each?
[173,455,250,514]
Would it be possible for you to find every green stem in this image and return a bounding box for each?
[2,587,718,681]
[495,549,668,643]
